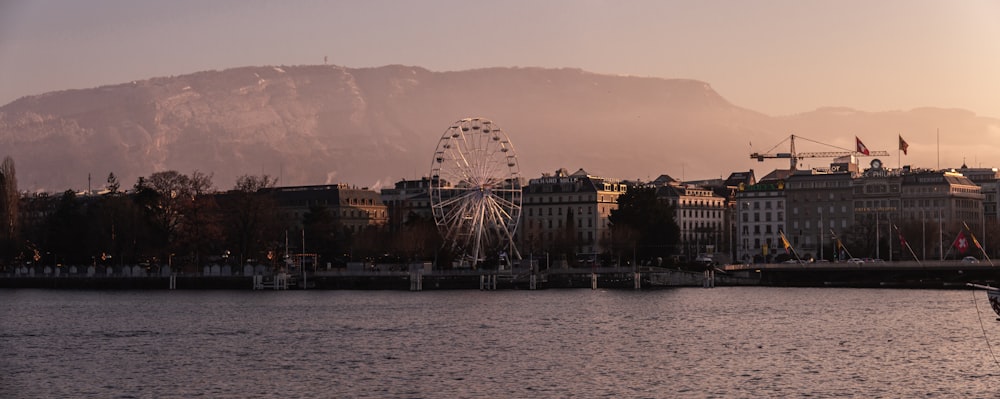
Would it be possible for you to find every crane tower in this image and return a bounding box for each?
[750,135,889,170]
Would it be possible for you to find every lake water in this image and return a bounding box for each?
[1,287,997,398]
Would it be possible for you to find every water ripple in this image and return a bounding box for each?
[0,288,997,397]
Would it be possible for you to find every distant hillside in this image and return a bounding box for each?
[1,65,997,192]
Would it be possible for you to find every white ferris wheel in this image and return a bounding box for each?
[429,118,522,268]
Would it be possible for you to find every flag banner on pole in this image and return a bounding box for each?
[954,231,970,253]
[971,232,983,249]
[898,134,909,155]
[856,136,870,155]
[780,231,792,254]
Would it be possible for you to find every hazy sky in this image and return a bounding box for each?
[2,0,1000,118]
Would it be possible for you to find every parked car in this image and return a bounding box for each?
[847,258,864,264]
[962,256,980,264]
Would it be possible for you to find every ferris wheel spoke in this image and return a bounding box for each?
[439,200,477,228]
[435,190,481,210]
[486,193,520,212]
[482,200,512,225]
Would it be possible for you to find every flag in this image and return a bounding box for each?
[856,136,870,155]
[971,232,983,250]
[898,232,907,247]
[779,231,792,254]
[898,134,909,155]
[954,231,970,253]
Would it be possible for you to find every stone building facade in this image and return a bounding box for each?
[520,168,628,260]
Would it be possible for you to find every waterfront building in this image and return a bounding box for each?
[733,159,986,263]
[784,170,855,260]
[652,175,727,261]
[956,165,1000,225]
[520,168,628,262]
[379,177,435,233]
[719,171,757,262]
[268,184,388,232]
[734,174,787,263]
[850,159,904,259]
[898,169,984,259]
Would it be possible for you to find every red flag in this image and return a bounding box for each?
[898,134,909,155]
[898,232,907,247]
[856,136,870,155]
[954,231,970,253]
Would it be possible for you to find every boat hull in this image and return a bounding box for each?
[989,289,1000,318]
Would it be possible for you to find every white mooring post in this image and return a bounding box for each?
[634,272,641,290]
[410,270,423,291]
[703,269,715,288]
[591,273,598,290]
[169,273,177,290]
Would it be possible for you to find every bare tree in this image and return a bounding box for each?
[133,170,218,269]
[0,156,18,261]
[224,175,284,265]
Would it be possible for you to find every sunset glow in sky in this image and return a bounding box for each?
[2,0,1000,118]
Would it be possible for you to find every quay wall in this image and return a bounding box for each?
[5,262,994,289]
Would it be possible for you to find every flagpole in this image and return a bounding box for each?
[888,214,892,262]
[830,229,854,260]
[982,208,987,261]
[936,128,940,170]
[939,209,943,261]
[964,221,993,266]
[921,210,926,261]
[875,210,880,260]
[819,210,824,261]
[895,224,921,265]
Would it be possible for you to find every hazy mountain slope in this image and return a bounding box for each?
[0,65,995,192]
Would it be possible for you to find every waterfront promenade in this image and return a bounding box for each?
[1,259,995,290]
[0,264,735,290]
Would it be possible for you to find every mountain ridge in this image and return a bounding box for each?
[1,64,997,192]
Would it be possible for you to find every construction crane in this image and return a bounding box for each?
[750,134,890,170]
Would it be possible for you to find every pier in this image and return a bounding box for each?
[725,260,1000,288]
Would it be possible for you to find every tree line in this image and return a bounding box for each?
[0,170,451,272]
[0,164,683,271]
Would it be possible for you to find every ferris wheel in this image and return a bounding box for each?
[429,117,522,269]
